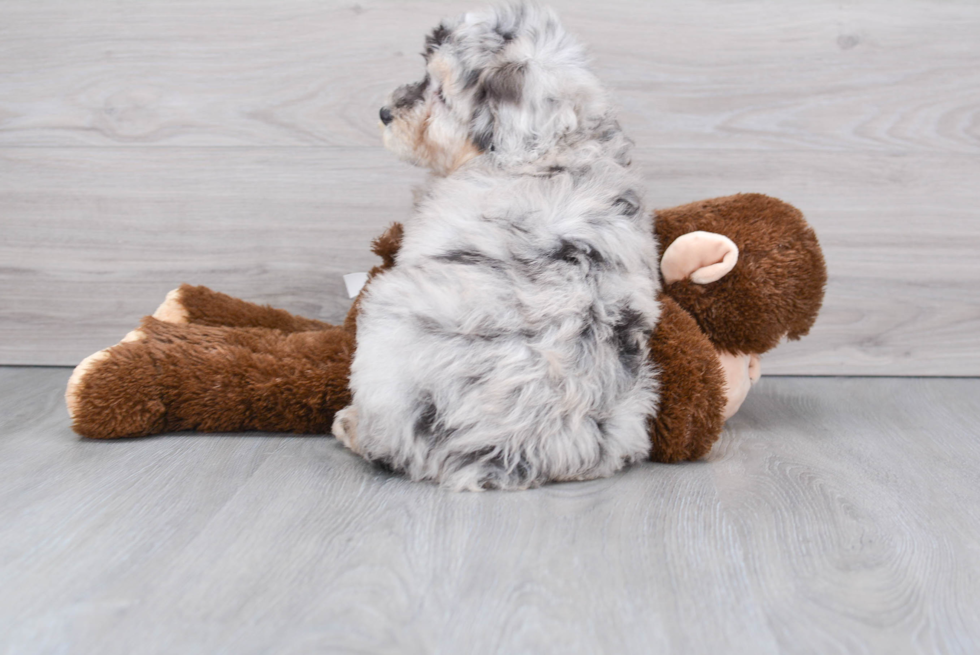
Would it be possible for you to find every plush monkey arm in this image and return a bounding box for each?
[342,222,404,332]
[647,294,727,462]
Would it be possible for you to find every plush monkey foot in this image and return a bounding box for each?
[65,325,168,439]
[152,287,189,324]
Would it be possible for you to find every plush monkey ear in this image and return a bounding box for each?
[661,231,739,285]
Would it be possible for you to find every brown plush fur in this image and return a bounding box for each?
[178,284,336,332]
[70,317,354,439]
[344,223,404,333]
[648,295,727,462]
[655,193,827,355]
[67,195,825,464]
[70,224,407,441]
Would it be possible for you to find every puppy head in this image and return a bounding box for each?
[379,3,610,174]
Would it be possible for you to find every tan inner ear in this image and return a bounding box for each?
[661,231,739,284]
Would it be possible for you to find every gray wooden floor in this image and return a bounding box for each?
[1,367,979,654]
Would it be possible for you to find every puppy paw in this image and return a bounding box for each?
[152,287,189,324]
[332,405,360,453]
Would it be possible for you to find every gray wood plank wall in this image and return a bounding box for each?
[1,0,978,373]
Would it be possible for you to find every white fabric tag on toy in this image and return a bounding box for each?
[343,272,369,298]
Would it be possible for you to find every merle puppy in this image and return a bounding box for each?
[332,3,661,490]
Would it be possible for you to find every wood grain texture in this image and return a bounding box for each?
[1,0,977,152]
[2,147,977,373]
[0,147,424,365]
[1,367,979,654]
[1,0,979,372]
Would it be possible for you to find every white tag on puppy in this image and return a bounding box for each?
[343,272,369,298]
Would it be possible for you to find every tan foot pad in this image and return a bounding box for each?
[65,329,146,419]
[153,287,189,324]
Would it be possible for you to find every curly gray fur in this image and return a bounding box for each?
[333,3,661,491]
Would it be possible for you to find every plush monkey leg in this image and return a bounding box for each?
[153,284,337,332]
[150,224,406,334]
[66,317,353,439]
[655,193,826,355]
[647,295,728,463]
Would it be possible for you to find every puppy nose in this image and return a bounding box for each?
[379,106,393,125]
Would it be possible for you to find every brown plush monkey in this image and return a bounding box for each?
[65,193,826,464]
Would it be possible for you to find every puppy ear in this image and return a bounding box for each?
[471,62,526,153]
[424,23,451,58]
[465,5,602,163]
[471,59,590,163]
[484,61,525,104]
